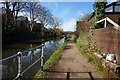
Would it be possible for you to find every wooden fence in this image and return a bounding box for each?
[91,26,120,64]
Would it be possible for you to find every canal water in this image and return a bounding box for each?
[2,38,64,79]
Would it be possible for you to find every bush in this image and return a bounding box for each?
[116,17,120,25]
[88,56,93,62]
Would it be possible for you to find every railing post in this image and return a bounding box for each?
[15,52,22,80]
[104,18,107,28]
[41,44,44,71]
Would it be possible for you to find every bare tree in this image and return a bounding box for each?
[36,6,53,28]
[24,2,41,31]
[51,16,62,29]
[2,1,26,31]
[2,2,13,31]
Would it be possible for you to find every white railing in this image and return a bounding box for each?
[96,17,120,31]
[0,37,66,80]
[0,44,44,80]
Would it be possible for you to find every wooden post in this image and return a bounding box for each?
[104,18,107,28]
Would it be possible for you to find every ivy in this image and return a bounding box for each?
[116,17,120,25]
[94,0,107,29]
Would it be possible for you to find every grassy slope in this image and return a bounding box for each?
[76,36,107,78]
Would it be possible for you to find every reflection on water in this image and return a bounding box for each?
[2,38,64,79]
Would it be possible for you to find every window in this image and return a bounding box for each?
[115,5,120,12]
[105,6,113,12]
[116,2,120,4]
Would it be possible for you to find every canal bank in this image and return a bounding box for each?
[34,41,67,79]
[2,38,65,79]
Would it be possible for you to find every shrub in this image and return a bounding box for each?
[88,56,93,62]
[116,17,120,25]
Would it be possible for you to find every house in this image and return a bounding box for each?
[88,1,120,63]
[32,23,44,32]
[32,23,49,35]
[16,16,29,31]
[86,2,120,78]
[105,2,120,21]
[17,16,29,27]
[88,1,120,23]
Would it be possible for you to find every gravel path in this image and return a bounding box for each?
[46,42,103,79]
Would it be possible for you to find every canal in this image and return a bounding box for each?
[2,38,64,79]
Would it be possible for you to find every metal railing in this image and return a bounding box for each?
[96,17,120,31]
[0,44,44,80]
[0,37,65,80]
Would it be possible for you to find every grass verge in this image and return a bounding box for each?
[76,37,107,78]
[34,41,67,79]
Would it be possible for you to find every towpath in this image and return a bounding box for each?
[46,42,103,79]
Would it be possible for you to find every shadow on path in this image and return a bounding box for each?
[44,42,104,79]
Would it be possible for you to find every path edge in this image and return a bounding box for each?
[33,41,67,80]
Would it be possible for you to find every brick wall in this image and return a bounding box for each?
[105,13,120,21]
[91,26,120,64]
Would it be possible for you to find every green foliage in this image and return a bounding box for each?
[95,22,104,29]
[92,62,107,77]
[76,37,92,61]
[77,36,88,47]
[94,1,106,21]
[116,17,120,25]
[34,71,46,79]
[76,37,88,54]
[88,56,93,62]
[94,1,107,28]
[76,36,107,77]
[34,42,67,79]
[44,42,67,70]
